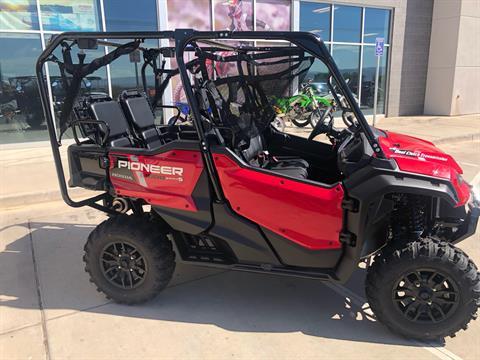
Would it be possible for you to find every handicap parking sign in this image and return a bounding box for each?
[375,37,385,56]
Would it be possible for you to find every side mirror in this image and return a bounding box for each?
[78,38,98,50]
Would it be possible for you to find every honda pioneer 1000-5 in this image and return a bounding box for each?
[36,30,479,340]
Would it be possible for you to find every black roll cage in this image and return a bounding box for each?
[36,29,384,212]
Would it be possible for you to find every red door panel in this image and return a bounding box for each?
[109,150,203,211]
[213,153,344,250]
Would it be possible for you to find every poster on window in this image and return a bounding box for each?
[40,0,100,31]
[0,0,39,30]
[167,0,211,30]
[213,0,253,31]
[256,0,290,31]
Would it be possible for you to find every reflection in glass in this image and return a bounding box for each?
[361,46,388,114]
[47,40,108,139]
[213,0,252,31]
[0,0,39,30]
[363,8,390,44]
[300,1,330,41]
[104,0,157,31]
[333,5,361,43]
[256,0,290,31]
[39,0,100,32]
[109,39,158,99]
[167,0,211,30]
[303,45,330,93]
[332,45,360,96]
[0,33,46,143]
[48,38,108,99]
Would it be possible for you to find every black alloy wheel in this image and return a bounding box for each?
[393,269,459,323]
[100,241,148,289]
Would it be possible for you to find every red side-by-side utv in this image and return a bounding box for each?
[36,30,479,340]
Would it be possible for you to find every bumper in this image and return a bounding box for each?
[453,197,480,243]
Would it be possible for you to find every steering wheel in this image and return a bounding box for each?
[308,106,334,141]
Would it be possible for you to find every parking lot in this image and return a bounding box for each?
[1,140,479,360]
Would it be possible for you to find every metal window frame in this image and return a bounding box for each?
[297,0,392,114]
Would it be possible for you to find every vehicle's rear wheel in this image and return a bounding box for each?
[291,117,310,127]
[272,117,286,132]
[366,238,479,340]
[290,105,311,127]
[84,214,175,304]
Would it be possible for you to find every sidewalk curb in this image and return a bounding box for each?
[1,132,478,209]
[1,188,91,210]
[432,133,480,145]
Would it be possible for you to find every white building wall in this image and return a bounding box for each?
[424,0,480,115]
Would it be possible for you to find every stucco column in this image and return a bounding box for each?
[424,0,480,115]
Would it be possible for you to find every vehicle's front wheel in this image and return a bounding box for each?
[84,214,175,304]
[366,238,479,340]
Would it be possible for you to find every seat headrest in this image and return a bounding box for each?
[89,101,131,137]
[123,96,156,130]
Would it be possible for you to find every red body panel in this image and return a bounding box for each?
[109,150,203,211]
[213,153,344,250]
[378,131,470,206]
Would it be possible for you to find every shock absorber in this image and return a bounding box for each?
[390,194,425,242]
[408,196,425,238]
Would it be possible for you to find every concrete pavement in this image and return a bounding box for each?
[286,113,480,143]
[1,141,479,359]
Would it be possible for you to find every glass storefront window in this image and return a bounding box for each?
[332,44,360,96]
[39,0,100,32]
[0,0,39,30]
[213,0,252,31]
[0,33,46,144]
[47,35,108,98]
[109,39,158,99]
[256,0,290,31]
[333,5,361,43]
[361,45,388,114]
[167,0,211,31]
[303,44,330,92]
[300,1,391,113]
[304,58,329,96]
[46,37,108,139]
[299,1,330,41]
[108,39,164,123]
[363,8,391,44]
[104,0,157,31]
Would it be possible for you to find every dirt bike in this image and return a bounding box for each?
[272,81,331,128]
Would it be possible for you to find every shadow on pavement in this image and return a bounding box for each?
[0,220,423,348]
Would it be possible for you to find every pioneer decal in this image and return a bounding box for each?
[113,160,185,182]
[117,160,184,176]
[389,148,448,162]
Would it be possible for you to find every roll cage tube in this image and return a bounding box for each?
[175,30,225,202]
[36,31,174,212]
[35,30,385,212]
[174,29,385,159]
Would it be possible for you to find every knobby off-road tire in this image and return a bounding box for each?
[84,214,175,304]
[366,238,480,340]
